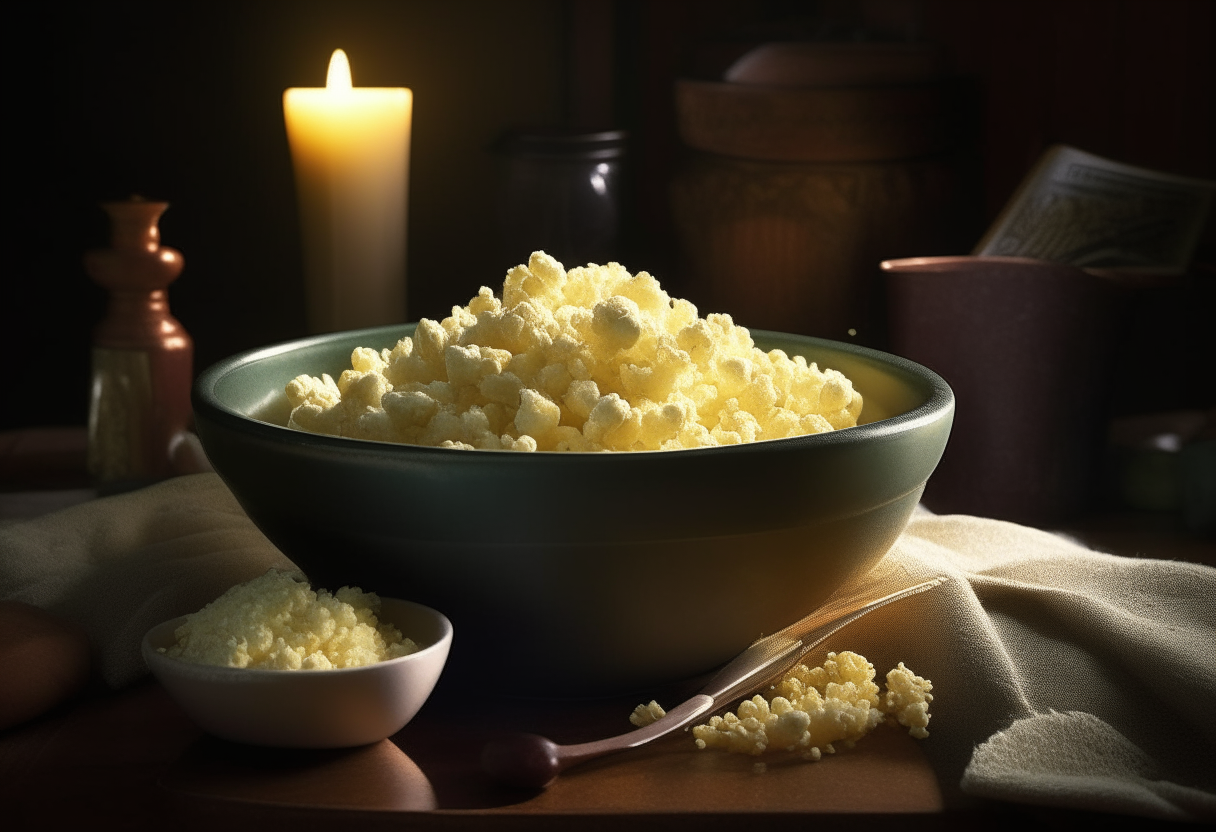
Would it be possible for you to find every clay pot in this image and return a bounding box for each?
[670,44,967,340]
[670,152,960,339]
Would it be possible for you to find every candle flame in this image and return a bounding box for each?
[326,49,352,91]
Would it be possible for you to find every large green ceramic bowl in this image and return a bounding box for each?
[193,325,952,695]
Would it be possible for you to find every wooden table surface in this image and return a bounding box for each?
[1,669,964,830]
[2,427,1210,828]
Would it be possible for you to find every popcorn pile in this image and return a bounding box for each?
[163,570,418,670]
[627,651,932,761]
[285,252,863,452]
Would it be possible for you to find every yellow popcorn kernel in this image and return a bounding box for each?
[616,270,669,316]
[535,362,573,401]
[381,345,416,387]
[501,433,538,452]
[386,336,413,361]
[713,354,753,399]
[285,373,341,409]
[350,346,387,375]
[848,391,864,421]
[825,408,859,431]
[389,350,441,386]
[490,309,532,355]
[467,285,501,317]
[671,421,714,449]
[819,374,853,412]
[758,407,800,440]
[739,373,779,416]
[351,408,393,442]
[766,348,795,386]
[459,405,494,440]
[800,413,834,435]
[613,408,646,450]
[424,381,455,405]
[420,408,465,446]
[479,371,524,407]
[510,299,550,332]
[565,354,592,382]
[552,425,592,452]
[413,318,448,366]
[591,295,643,353]
[506,343,549,385]
[823,652,881,701]
[629,700,667,728]
[692,712,768,756]
[439,439,476,450]
[639,401,688,450]
[767,704,812,752]
[738,695,770,721]
[442,302,478,335]
[666,297,699,334]
[514,388,562,441]
[287,403,324,434]
[444,343,512,388]
[560,265,602,309]
[789,375,824,413]
[382,390,438,430]
[564,379,602,421]
[583,393,631,445]
[619,362,654,401]
[881,662,934,739]
[676,320,716,367]
[648,341,695,401]
[545,331,582,362]
[501,262,536,309]
[337,371,390,411]
[715,400,760,444]
[528,250,567,294]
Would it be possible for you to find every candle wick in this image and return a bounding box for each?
[327,49,352,91]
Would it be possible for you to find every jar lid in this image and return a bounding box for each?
[725,42,948,88]
[496,129,628,160]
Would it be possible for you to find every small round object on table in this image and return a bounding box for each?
[0,601,92,731]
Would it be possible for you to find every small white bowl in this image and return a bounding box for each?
[142,598,452,748]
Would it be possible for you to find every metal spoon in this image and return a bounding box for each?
[481,577,946,788]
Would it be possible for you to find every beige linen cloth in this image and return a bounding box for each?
[1,472,1213,820]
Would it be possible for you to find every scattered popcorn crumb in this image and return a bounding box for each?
[162,569,419,670]
[883,662,935,738]
[630,700,667,728]
[753,762,767,774]
[286,252,863,452]
[691,651,932,759]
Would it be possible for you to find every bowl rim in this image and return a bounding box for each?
[193,324,953,461]
[142,597,453,679]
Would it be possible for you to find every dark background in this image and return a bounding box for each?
[6,0,1214,431]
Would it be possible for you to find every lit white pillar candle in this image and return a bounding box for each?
[284,49,412,333]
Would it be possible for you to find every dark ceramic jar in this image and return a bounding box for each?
[494,129,628,269]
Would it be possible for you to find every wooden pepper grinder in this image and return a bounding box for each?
[84,198,194,486]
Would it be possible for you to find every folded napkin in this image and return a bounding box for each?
[819,511,1216,820]
[1,473,1212,819]
[0,473,294,688]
